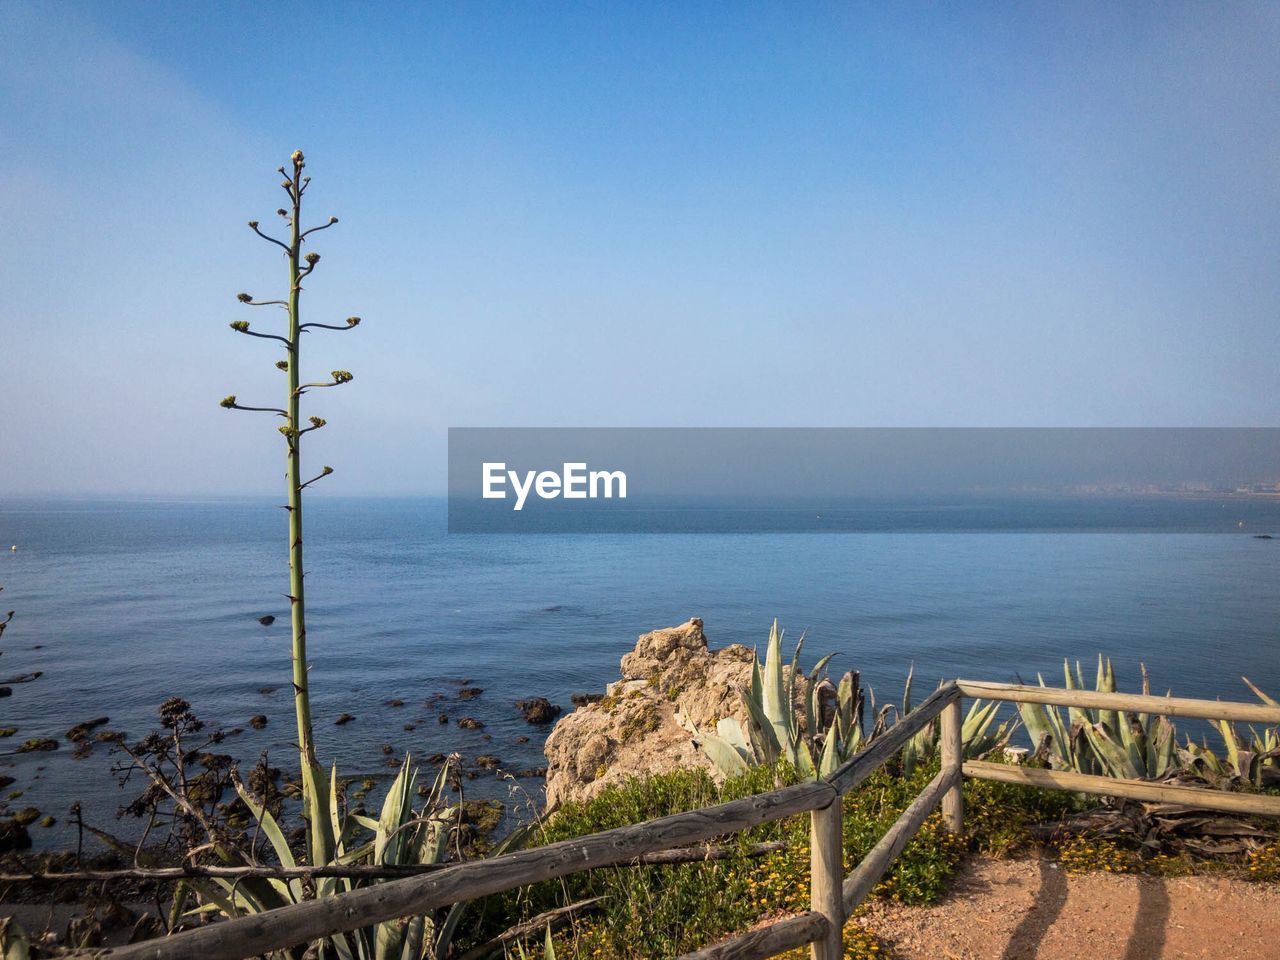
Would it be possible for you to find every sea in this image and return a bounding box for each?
[2,495,1279,851]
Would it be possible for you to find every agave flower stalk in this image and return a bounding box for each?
[222,150,359,865]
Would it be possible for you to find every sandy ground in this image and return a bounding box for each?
[857,856,1280,960]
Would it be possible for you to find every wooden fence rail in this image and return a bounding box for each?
[92,679,1280,960]
[955,680,1280,725]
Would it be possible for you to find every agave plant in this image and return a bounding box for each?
[1181,677,1280,789]
[897,665,1015,777]
[696,622,1012,780]
[1016,657,1179,780]
[189,757,528,960]
[694,620,840,779]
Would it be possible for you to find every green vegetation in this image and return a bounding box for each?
[694,620,1011,780]
[1248,841,1280,881]
[464,762,1081,959]
[1018,657,1176,778]
[192,757,528,959]
[1018,657,1279,788]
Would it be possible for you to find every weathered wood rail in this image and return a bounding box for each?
[93,680,1280,960]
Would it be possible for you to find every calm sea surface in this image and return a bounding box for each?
[2,496,1279,849]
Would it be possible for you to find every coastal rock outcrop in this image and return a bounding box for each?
[517,697,562,724]
[544,618,788,807]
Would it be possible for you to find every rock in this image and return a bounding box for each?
[404,723,417,731]
[0,688,11,698]
[258,615,276,625]
[335,713,355,725]
[516,697,562,724]
[17,738,57,753]
[66,718,111,741]
[515,735,530,744]
[0,819,31,853]
[259,687,277,695]
[458,799,503,843]
[571,693,604,707]
[1254,534,1274,540]
[426,753,447,764]
[381,743,394,754]
[438,713,449,724]
[0,777,13,790]
[249,715,268,730]
[385,698,405,707]
[458,717,484,730]
[0,728,15,738]
[459,687,484,700]
[544,618,805,807]
[13,807,40,826]
[475,754,500,769]
[39,815,55,828]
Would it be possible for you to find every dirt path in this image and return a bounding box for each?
[857,856,1280,960]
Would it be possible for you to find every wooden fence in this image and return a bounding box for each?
[97,681,1280,960]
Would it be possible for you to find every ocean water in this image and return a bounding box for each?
[2,495,1279,850]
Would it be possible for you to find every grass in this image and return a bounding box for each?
[461,762,1083,959]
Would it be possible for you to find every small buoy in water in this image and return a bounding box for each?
[1238,521,1246,528]
[9,545,15,552]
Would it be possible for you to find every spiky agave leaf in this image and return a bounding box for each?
[836,671,858,742]
[716,716,750,756]
[1017,700,1055,762]
[1064,660,1094,732]
[1148,715,1177,779]
[1096,655,1121,735]
[806,655,836,743]
[761,619,794,764]
[1242,676,1280,708]
[793,738,817,779]
[739,683,782,767]
[1083,723,1143,780]
[961,699,1012,758]
[378,759,422,866]
[232,777,304,902]
[818,720,842,778]
[698,730,751,777]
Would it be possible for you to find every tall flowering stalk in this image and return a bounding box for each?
[220,150,359,865]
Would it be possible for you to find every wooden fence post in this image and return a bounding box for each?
[809,794,844,959]
[940,698,964,833]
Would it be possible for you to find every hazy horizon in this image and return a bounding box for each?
[4,3,1279,497]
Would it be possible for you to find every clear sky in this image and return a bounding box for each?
[2,2,1278,496]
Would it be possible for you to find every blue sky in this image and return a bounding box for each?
[2,2,1278,495]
